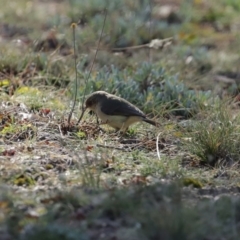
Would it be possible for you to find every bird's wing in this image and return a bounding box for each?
[101,98,145,117]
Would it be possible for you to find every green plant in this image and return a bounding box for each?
[185,102,240,166]
[74,62,211,117]
[21,224,88,240]
[68,0,176,49]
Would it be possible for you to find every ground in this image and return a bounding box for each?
[1,0,240,239]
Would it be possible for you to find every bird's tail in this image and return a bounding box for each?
[143,118,158,127]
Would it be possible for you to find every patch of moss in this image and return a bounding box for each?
[13,174,35,186]
[182,177,203,188]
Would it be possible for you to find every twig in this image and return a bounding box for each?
[96,143,126,151]
[156,131,162,160]
[68,23,78,124]
[148,0,153,62]
[58,124,64,138]
[77,9,108,125]
[111,37,173,51]
[97,142,142,152]
[111,44,149,51]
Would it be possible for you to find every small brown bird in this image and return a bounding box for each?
[85,91,157,132]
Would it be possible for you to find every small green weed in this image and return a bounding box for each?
[185,101,240,166]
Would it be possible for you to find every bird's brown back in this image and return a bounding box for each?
[100,93,146,118]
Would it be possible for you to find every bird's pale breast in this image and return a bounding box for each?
[94,105,126,128]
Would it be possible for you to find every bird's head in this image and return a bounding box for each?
[85,91,108,110]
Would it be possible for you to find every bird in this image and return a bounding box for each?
[85,91,157,133]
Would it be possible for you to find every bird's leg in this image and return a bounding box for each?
[97,119,109,133]
[93,115,106,132]
[96,115,99,125]
[118,125,129,140]
[89,110,100,125]
[119,122,128,134]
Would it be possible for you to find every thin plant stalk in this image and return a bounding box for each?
[77,9,108,125]
[68,23,78,124]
